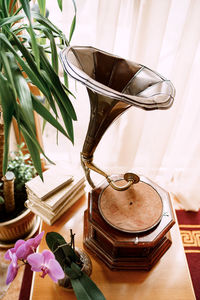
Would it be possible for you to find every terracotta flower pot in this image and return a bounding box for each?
[0,208,39,247]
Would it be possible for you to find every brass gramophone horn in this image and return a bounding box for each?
[60,46,175,191]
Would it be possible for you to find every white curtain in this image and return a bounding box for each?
[43,0,200,210]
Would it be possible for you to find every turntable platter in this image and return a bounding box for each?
[99,180,163,233]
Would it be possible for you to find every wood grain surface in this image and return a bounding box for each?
[30,195,195,300]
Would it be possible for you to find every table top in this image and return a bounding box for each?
[30,195,195,300]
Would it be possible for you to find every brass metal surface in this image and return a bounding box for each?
[60,46,175,190]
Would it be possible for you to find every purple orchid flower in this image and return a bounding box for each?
[5,250,19,285]
[4,239,25,261]
[4,231,44,261]
[27,250,64,283]
[16,231,45,260]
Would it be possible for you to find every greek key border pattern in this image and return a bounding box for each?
[179,230,200,248]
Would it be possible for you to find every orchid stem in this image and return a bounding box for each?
[53,243,68,254]
[70,229,75,250]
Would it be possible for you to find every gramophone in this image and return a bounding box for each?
[60,46,176,270]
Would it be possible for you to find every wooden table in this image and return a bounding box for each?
[30,195,195,300]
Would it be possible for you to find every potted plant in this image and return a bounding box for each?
[0,0,77,244]
[0,143,37,243]
[0,0,77,179]
[4,230,106,300]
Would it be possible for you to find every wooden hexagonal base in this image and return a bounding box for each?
[83,175,175,270]
[84,210,172,270]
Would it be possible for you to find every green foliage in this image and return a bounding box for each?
[46,231,80,269]
[0,196,4,204]
[0,0,77,179]
[46,231,106,300]
[57,0,63,12]
[7,143,36,193]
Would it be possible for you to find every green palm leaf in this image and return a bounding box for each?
[19,0,31,21]
[1,0,9,18]
[69,0,77,42]
[39,47,77,120]
[32,11,62,36]
[57,0,62,11]
[42,27,58,74]
[0,51,17,101]
[29,26,40,69]
[18,118,55,178]
[18,112,54,164]
[69,15,76,43]
[6,32,58,116]
[0,15,24,27]
[32,94,69,139]
[19,0,40,69]
[0,78,15,174]
[0,51,20,129]
[0,0,77,177]
[15,72,35,132]
[37,0,46,16]
[56,99,74,143]
[10,0,18,15]
[20,126,43,179]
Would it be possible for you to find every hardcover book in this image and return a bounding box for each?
[25,165,85,225]
[25,166,73,201]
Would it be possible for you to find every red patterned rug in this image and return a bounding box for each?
[176,209,200,300]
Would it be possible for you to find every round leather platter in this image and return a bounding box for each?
[99,180,163,233]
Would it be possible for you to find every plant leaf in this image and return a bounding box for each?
[39,47,77,121]
[15,72,35,132]
[0,51,17,100]
[46,232,77,269]
[0,51,20,128]
[70,278,93,300]
[46,232,76,259]
[69,268,106,300]
[69,0,77,43]
[29,25,40,70]
[56,99,74,143]
[0,15,24,27]
[42,27,58,74]
[69,15,76,43]
[19,0,40,69]
[18,116,55,177]
[57,0,62,11]
[2,0,9,18]
[10,0,18,15]
[72,0,77,14]
[1,32,57,116]
[0,77,15,174]
[31,94,69,138]
[20,119,54,164]
[37,0,46,16]
[32,11,61,35]
[79,272,106,300]
[64,72,69,89]
[19,0,31,22]
[64,263,82,279]
[46,232,66,252]
[20,125,43,179]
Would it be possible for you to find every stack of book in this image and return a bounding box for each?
[25,166,85,225]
